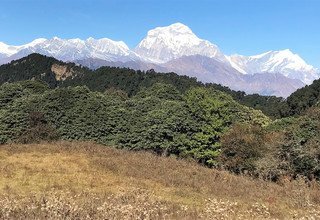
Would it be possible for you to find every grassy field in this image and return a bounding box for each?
[0,141,320,219]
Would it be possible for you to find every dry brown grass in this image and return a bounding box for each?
[0,141,320,219]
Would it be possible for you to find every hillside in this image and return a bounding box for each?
[0,53,86,88]
[286,77,320,115]
[1,141,320,219]
[2,78,320,180]
[1,55,320,219]
[0,53,287,118]
[0,80,269,167]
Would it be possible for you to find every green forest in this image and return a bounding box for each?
[1,54,320,181]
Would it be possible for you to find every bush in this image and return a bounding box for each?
[18,112,59,144]
[219,123,267,174]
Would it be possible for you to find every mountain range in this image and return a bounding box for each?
[0,22,318,97]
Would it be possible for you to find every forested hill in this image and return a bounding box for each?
[0,53,287,118]
[2,54,320,119]
[0,53,87,88]
[286,78,320,116]
[2,54,320,181]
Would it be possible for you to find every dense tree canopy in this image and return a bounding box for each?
[0,80,269,166]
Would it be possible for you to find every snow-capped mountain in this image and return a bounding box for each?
[228,50,319,85]
[0,42,19,58]
[134,23,319,86]
[0,39,48,57]
[1,37,138,64]
[0,22,319,97]
[134,23,227,63]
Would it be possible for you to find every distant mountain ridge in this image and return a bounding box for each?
[0,22,319,97]
[228,49,319,85]
[0,37,139,65]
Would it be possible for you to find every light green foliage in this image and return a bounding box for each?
[181,87,269,166]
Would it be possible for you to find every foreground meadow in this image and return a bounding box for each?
[0,141,319,219]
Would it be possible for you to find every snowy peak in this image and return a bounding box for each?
[228,49,319,85]
[0,39,49,57]
[85,37,130,55]
[249,49,313,71]
[23,38,47,47]
[2,37,136,63]
[147,22,194,37]
[0,42,19,56]
[36,37,131,54]
[135,23,227,63]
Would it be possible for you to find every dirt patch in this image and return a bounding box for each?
[51,64,74,81]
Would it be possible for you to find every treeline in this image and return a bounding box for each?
[2,80,320,180]
[0,80,268,167]
[61,66,288,119]
[0,53,287,118]
[2,53,318,119]
[286,78,320,115]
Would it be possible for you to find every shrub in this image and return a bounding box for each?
[18,112,59,144]
[219,123,267,174]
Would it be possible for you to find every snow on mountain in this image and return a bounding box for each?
[134,23,228,63]
[0,42,19,57]
[134,23,319,86]
[0,39,48,58]
[1,37,138,63]
[0,22,319,97]
[228,49,319,85]
[21,38,47,48]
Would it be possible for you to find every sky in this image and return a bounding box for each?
[0,0,319,67]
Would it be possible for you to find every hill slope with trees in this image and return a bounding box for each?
[0,80,269,166]
[0,53,287,118]
[2,54,320,181]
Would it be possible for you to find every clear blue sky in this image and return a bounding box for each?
[1,0,319,67]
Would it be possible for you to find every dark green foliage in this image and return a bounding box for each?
[236,94,289,119]
[206,84,288,119]
[0,53,87,88]
[0,54,59,88]
[63,67,286,118]
[277,108,320,179]
[0,53,286,118]
[0,80,268,166]
[135,83,183,101]
[18,80,50,93]
[62,66,201,97]
[286,79,320,116]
